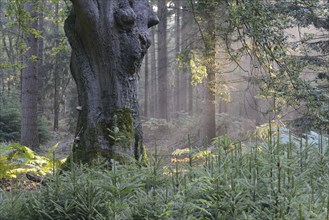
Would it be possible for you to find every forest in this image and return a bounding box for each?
[1,0,329,219]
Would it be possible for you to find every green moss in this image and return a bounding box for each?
[91,108,135,162]
[106,108,135,163]
[110,108,134,147]
[63,108,136,167]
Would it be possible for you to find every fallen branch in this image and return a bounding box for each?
[26,173,46,185]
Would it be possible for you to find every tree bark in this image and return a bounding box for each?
[150,27,157,118]
[144,51,149,118]
[180,4,190,113]
[157,0,168,120]
[174,0,181,117]
[21,0,40,149]
[37,0,45,115]
[65,0,158,163]
[53,2,60,131]
[188,73,193,115]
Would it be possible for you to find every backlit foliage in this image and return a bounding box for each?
[0,143,64,178]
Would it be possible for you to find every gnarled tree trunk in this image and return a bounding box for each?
[65,0,158,163]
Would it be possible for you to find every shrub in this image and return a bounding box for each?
[0,91,20,142]
[0,143,64,179]
[38,116,51,144]
[0,91,51,144]
[1,129,329,219]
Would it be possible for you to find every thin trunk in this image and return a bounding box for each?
[157,0,168,120]
[37,0,45,115]
[144,51,149,118]
[179,3,194,115]
[174,0,181,117]
[188,73,193,114]
[0,77,3,92]
[53,2,60,130]
[180,4,190,113]
[1,8,14,94]
[150,27,157,118]
[54,70,59,130]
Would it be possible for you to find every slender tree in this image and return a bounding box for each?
[174,0,181,116]
[144,51,149,118]
[53,1,60,130]
[178,3,194,115]
[157,0,168,120]
[150,27,157,118]
[188,73,193,114]
[37,0,45,115]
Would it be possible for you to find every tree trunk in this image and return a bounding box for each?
[65,0,158,163]
[150,27,157,118]
[199,6,216,144]
[157,0,168,120]
[188,73,193,115]
[180,4,190,113]
[174,0,181,117]
[21,0,40,149]
[53,2,60,131]
[180,3,194,115]
[200,72,216,144]
[37,0,45,115]
[144,51,149,118]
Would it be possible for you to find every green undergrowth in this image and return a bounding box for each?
[0,143,65,178]
[1,128,329,219]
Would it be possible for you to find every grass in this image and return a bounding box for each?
[0,127,329,219]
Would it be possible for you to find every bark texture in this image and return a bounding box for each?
[65,0,158,163]
[21,1,40,149]
[54,2,60,131]
[157,0,168,120]
[143,51,149,118]
[37,0,45,115]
